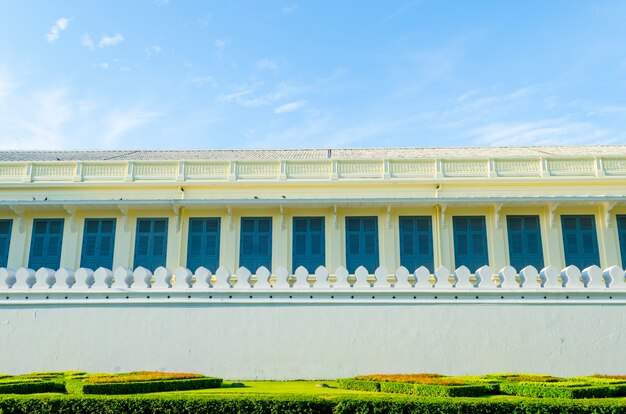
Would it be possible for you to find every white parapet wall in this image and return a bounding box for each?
[0,264,625,379]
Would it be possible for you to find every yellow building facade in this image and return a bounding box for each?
[0,146,625,276]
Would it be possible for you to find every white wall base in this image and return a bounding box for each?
[0,303,624,379]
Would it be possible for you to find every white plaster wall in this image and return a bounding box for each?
[0,303,624,379]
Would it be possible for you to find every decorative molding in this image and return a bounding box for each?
[118,206,129,231]
[226,206,233,231]
[9,206,25,232]
[172,205,182,232]
[63,205,77,232]
[0,157,625,184]
[442,160,487,177]
[279,205,286,230]
[438,203,447,229]
[495,159,541,177]
[548,202,559,229]
[494,203,503,229]
[333,205,338,229]
[547,159,595,176]
[386,205,392,229]
[603,202,617,228]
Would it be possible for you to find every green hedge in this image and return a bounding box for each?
[333,396,626,414]
[0,381,64,395]
[336,379,380,392]
[380,381,495,397]
[499,382,624,399]
[3,395,626,414]
[0,395,334,414]
[65,376,223,395]
[339,378,495,397]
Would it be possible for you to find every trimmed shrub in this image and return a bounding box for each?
[499,382,615,399]
[333,395,626,414]
[0,395,334,414]
[0,381,63,395]
[84,371,202,383]
[336,378,380,392]
[343,378,496,397]
[65,376,222,395]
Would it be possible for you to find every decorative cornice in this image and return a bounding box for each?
[0,157,624,184]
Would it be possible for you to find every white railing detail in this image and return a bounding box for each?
[0,264,625,305]
[3,157,626,184]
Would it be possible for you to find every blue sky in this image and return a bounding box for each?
[0,0,624,150]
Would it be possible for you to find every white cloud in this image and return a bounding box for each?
[219,82,294,107]
[188,75,217,87]
[0,88,75,149]
[45,18,70,43]
[97,62,109,70]
[282,4,298,14]
[102,108,161,144]
[257,58,279,70]
[274,101,305,114]
[469,120,611,147]
[98,33,124,48]
[0,75,14,102]
[145,45,161,58]
[81,34,95,50]
[214,39,230,50]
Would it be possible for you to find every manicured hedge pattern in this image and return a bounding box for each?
[0,395,334,414]
[384,382,496,397]
[500,382,626,399]
[66,377,223,394]
[336,379,380,392]
[4,395,626,414]
[0,382,64,395]
[338,378,496,397]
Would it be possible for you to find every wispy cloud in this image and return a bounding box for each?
[274,101,305,114]
[219,82,292,107]
[98,33,124,48]
[145,45,161,58]
[372,0,421,29]
[214,39,230,50]
[0,73,14,102]
[198,14,213,26]
[257,58,279,70]
[81,34,95,49]
[102,108,162,144]
[45,18,70,43]
[282,4,298,14]
[187,75,217,88]
[2,88,75,149]
[469,120,611,146]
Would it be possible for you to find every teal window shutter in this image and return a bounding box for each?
[561,215,600,269]
[187,217,221,272]
[80,218,116,269]
[292,217,325,272]
[239,217,272,271]
[506,215,544,270]
[0,219,12,268]
[133,218,168,272]
[345,216,379,273]
[28,218,64,270]
[618,215,626,269]
[399,216,434,272]
[453,216,488,271]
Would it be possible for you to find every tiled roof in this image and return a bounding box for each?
[0,146,624,161]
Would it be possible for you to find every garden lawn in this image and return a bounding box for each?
[160,381,379,397]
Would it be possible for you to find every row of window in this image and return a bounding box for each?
[0,214,622,273]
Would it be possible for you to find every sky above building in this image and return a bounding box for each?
[0,0,624,150]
